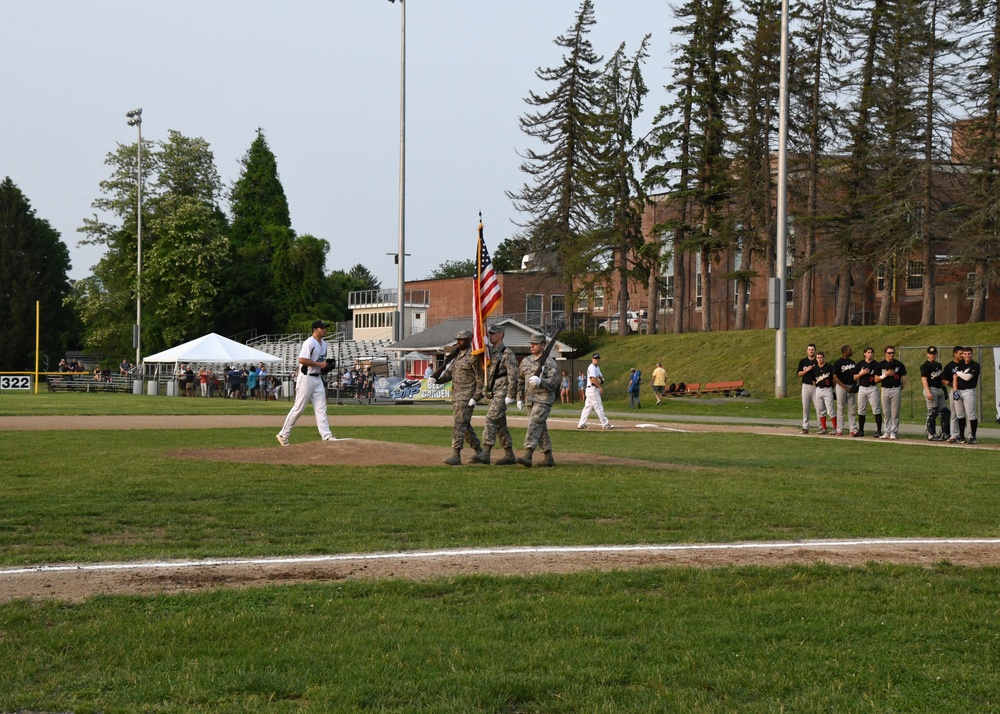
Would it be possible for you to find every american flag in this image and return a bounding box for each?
[472,220,502,355]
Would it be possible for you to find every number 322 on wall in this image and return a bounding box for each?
[0,376,31,390]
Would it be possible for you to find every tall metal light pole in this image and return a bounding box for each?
[389,0,406,342]
[774,0,789,398]
[126,108,143,380]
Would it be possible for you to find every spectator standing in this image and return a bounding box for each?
[560,371,571,404]
[628,368,642,410]
[185,364,196,397]
[276,320,336,445]
[832,345,858,436]
[199,367,209,397]
[577,353,614,429]
[876,346,906,440]
[247,366,259,400]
[651,362,667,405]
[796,344,818,433]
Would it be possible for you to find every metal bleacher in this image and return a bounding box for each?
[248,334,394,375]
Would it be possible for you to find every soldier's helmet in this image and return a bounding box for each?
[487,324,504,335]
[455,330,473,340]
[529,333,545,344]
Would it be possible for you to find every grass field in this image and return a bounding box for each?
[2,324,1000,711]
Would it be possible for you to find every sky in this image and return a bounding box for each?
[3,1,675,289]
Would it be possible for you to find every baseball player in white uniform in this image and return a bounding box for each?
[276,320,336,445]
[577,353,614,430]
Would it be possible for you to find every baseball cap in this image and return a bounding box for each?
[311,319,328,330]
[927,346,937,354]
[592,353,601,359]
[487,324,504,334]
[529,333,545,344]
[455,329,473,340]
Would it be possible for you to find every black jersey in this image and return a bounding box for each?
[797,357,818,385]
[954,360,981,390]
[814,362,835,389]
[855,359,878,387]
[876,359,906,389]
[919,360,944,390]
[833,357,857,387]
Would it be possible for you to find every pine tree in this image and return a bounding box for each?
[507,0,606,323]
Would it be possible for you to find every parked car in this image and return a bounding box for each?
[598,311,648,334]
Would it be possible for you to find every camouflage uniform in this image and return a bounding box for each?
[441,344,485,451]
[482,339,518,451]
[516,348,560,452]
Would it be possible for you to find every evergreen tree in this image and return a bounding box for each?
[224,129,293,335]
[492,236,530,272]
[349,263,381,290]
[0,178,76,370]
[595,36,651,336]
[507,0,606,323]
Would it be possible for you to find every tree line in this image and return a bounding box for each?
[511,0,1000,333]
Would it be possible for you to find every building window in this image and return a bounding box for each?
[551,294,565,316]
[695,254,703,310]
[594,287,605,310]
[576,291,588,311]
[876,267,886,293]
[906,261,923,291]
[966,272,989,300]
[659,276,674,310]
[526,294,542,326]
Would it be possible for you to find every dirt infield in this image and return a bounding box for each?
[3,413,998,602]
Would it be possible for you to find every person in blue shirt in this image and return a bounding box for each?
[628,368,642,410]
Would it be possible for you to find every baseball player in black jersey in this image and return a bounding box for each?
[814,352,836,434]
[832,345,858,436]
[951,346,982,445]
[875,346,907,440]
[854,347,883,438]
[942,346,963,441]
[797,344,818,433]
[919,346,946,441]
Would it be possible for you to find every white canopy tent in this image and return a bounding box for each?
[143,333,282,365]
[142,333,282,396]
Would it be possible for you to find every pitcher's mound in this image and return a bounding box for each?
[172,439,692,469]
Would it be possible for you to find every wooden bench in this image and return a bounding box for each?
[47,376,133,394]
[675,383,700,396]
[700,380,745,397]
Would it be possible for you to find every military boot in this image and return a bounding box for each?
[494,449,517,466]
[470,446,491,465]
[538,451,555,467]
[444,449,462,466]
[516,448,534,467]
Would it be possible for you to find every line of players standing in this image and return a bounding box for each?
[798,343,982,444]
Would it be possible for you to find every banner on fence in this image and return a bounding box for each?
[993,348,1000,422]
[374,377,451,402]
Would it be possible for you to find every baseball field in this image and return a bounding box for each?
[2,377,999,712]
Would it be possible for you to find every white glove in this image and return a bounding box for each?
[426,377,436,385]
[504,397,514,406]
[517,400,524,410]
[468,397,477,407]
[529,375,541,387]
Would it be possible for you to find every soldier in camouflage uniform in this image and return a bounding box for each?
[471,323,518,465]
[430,329,485,465]
[515,332,560,467]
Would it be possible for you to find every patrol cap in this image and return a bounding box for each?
[311,319,328,330]
[592,352,601,359]
[926,346,937,354]
[455,329,473,340]
[529,333,546,344]
[487,323,505,335]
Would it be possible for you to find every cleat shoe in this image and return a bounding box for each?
[276,433,290,447]
[957,437,966,444]
[602,424,615,430]
[835,431,843,436]
[879,433,891,440]
[818,428,828,435]
[873,431,883,439]
[931,434,944,441]
[968,437,979,445]
[577,424,589,430]
[850,430,858,437]
[947,436,958,444]
[853,431,864,438]
[889,434,897,440]
[800,429,809,434]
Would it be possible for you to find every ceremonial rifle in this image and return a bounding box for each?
[533,320,565,378]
